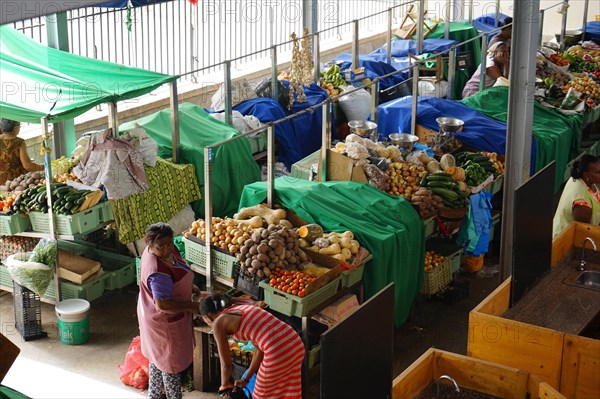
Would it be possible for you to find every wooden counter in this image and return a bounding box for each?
[467,223,600,398]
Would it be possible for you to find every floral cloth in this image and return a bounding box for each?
[0,137,27,185]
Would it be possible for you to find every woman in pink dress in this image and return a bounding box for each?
[200,292,304,399]
[137,223,201,399]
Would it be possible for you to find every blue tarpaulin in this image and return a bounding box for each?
[98,0,170,7]
[583,21,600,41]
[470,13,511,33]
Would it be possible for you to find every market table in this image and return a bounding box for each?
[462,87,583,191]
[237,177,424,328]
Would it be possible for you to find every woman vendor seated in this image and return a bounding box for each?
[553,155,600,238]
[461,42,510,99]
[0,118,43,186]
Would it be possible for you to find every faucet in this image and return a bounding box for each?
[437,375,460,398]
[579,237,597,271]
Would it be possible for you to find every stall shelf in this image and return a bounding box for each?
[467,222,600,397]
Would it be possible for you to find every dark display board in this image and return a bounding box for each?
[320,284,394,399]
[511,162,556,306]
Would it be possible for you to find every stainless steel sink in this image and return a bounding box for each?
[564,270,600,292]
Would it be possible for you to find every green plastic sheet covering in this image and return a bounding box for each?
[111,158,201,243]
[461,87,583,191]
[238,177,425,328]
[0,25,176,123]
[416,22,482,96]
[0,385,31,399]
[119,103,261,218]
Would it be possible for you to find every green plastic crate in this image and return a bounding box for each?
[259,276,341,317]
[290,150,320,181]
[484,174,504,195]
[341,266,364,288]
[183,237,236,278]
[29,203,102,235]
[248,131,267,154]
[308,344,321,369]
[0,264,12,288]
[0,214,30,236]
[95,249,134,271]
[426,240,464,275]
[58,240,96,256]
[43,273,107,302]
[105,263,136,290]
[98,201,114,223]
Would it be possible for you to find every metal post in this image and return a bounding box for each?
[271,46,279,102]
[411,65,419,135]
[266,125,275,208]
[313,32,320,84]
[224,60,233,126]
[445,0,451,40]
[370,79,380,126]
[539,9,545,46]
[108,102,119,135]
[387,8,393,65]
[447,47,456,100]
[169,81,180,163]
[479,34,488,93]
[416,0,425,55]
[495,0,501,27]
[320,103,331,182]
[581,0,589,43]
[352,20,359,69]
[468,0,473,23]
[41,117,60,301]
[500,0,540,281]
[559,1,569,51]
[204,146,213,291]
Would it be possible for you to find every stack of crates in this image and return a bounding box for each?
[13,282,47,341]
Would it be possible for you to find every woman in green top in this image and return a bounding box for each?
[553,155,600,238]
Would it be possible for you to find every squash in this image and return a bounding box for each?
[341,231,354,240]
[313,237,331,248]
[333,252,351,261]
[340,248,352,258]
[232,215,263,228]
[278,219,293,228]
[298,238,309,248]
[349,240,360,255]
[452,167,466,182]
[418,153,434,165]
[297,223,324,243]
[234,204,287,225]
[439,154,456,171]
[340,237,352,249]
[426,160,442,173]
[319,243,341,255]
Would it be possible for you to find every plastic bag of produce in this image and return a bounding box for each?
[118,336,149,390]
[29,238,57,269]
[338,86,372,122]
[6,252,52,297]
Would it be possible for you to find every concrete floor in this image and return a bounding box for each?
[0,261,501,399]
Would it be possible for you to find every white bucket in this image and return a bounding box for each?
[55,299,90,345]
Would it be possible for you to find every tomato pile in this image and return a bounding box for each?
[268,268,316,298]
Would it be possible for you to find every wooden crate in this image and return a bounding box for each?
[392,348,529,399]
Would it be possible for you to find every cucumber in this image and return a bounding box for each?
[64,201,74,210]
[427,181,457,189]
[75,197,86,205]
[426,174,454,182]
[430,187,459,201]
[419,173,429,187]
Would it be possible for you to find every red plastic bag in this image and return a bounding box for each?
[118,336,149,390]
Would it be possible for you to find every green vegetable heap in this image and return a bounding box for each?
[11,181,92,215]
[463,161,492,187]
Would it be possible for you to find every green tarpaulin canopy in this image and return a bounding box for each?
[0,25,176,123]
[120,103,262,218]
[238,177,425,328]
[462,87,583,191]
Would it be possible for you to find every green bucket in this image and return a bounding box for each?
[55,299,90,345]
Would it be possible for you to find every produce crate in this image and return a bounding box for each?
[182,237,236,278]
[105,263,136,290]
[259,276,341,318]
[98,201,114,223]
[0,263,12,288]
[308,344,321,369]
[484,174,504,195]
[341,266,364,288]
[29,203,102,235]
[234,263,264,300]
[423,216,436,239]
[0,214,30,236]
[489,211,502,242]
[290,150,320,181]
[57,239,96,256]
[43,273,107,302]
[426,240,464,274]
[13,282,47,341]
[248,131,267,155]
[421,258,452,295]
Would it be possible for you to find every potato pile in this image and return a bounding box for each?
[386,162,427,199]
[424,251,447,272]
[236,224,308,278]
[566,75,600,98]
[0,171,44,192]
[0,236,39,262]
[183,217,260,254]
[54,172,81,184]
[411,187,445,219]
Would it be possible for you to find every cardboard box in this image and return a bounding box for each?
[319,294,359,322]
[342,68,367,83]
[318,149,368,184]
[57,249,102,284]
